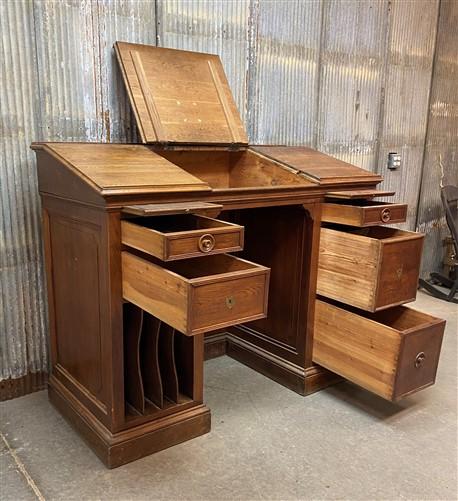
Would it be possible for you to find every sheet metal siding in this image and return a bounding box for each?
[1,0,156,381]
[1,0,48,379]
[248,0,322,145]
[1,0,455,382]
[317,0,389,171]
[416,0,458,276]
[377,0,439,230]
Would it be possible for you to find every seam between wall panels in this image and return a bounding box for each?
[313,0,326,150]
[373,0,393,176]
[415,0,442,230]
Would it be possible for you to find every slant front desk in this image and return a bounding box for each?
[32,43,446,468]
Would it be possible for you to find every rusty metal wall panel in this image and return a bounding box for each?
[248,0,323,145]
[97,0,156,142]
[1,0,155,384]
[377,0,439,229]
[33,0,100,141]
[416,0,458,276]
[1,0,48,380]
[317,0,389,171]
[156,0,250,123]
[33,0,155,143]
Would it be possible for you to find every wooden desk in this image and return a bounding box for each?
[31,43,445,468]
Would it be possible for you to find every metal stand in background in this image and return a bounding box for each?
[419,185,458,304]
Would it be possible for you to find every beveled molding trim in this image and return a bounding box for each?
[204,332,341,395]
[0,371,48,402]
[49,375,211,468]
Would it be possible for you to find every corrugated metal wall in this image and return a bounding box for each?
[1,0,457,385]
[416,0,458,275]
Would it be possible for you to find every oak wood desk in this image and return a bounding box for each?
[31,43,445,468]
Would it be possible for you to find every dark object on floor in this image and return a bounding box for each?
[420,185,458,303]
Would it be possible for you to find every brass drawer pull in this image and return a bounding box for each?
[380,208,391,222]
[198,234,215,253]
[415,352,426,368]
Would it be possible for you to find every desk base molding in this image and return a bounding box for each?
[205,332,341,395]
[49,377,211,468]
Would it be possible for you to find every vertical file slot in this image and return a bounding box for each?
[123,303,145,414]
[158,324,179,403]
[141,313,164,409]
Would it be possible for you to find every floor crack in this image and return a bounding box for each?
[0,431,46,501]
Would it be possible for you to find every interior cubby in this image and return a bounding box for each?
[153,148,310,189]
[123,303,196,422]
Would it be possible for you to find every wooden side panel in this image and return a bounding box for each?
[317,228,379,311]
[313,300,400,400]
[49,215,105,402]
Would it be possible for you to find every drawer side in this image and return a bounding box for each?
[122,221,166,260]
[313,300,401,400]
[317,228,379,311]
[122,252,189,333]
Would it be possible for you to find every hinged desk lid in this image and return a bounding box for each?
[114,42,248,147]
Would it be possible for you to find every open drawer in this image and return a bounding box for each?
[317,226,424,311]
[313,299,445,401]
[322,200,407,227]
[122,214,244,261]
[122,252,270,336]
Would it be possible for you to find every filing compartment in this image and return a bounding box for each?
[122,251,270,336]
[322,200,408,227]
[313,299,445,401]
[317,226,424,312]
[122,214,244,261]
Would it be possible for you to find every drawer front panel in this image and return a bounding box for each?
[322,202,407,227]
[317,227,424,311]
[167,230,243,260]
[191,274,269,334]
[122,251,269,336]
[313,300,445,400]
[122,215,244,261]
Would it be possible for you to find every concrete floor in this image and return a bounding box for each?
[1,291,457,501]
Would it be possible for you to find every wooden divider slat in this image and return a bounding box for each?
[123,303,145,414]
[159,325,179,403]
[140,313,164,408]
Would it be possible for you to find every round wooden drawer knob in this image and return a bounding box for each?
[198,234,215,253]
[380,208,391,222]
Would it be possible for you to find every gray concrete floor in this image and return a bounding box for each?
[1,291,457,501]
